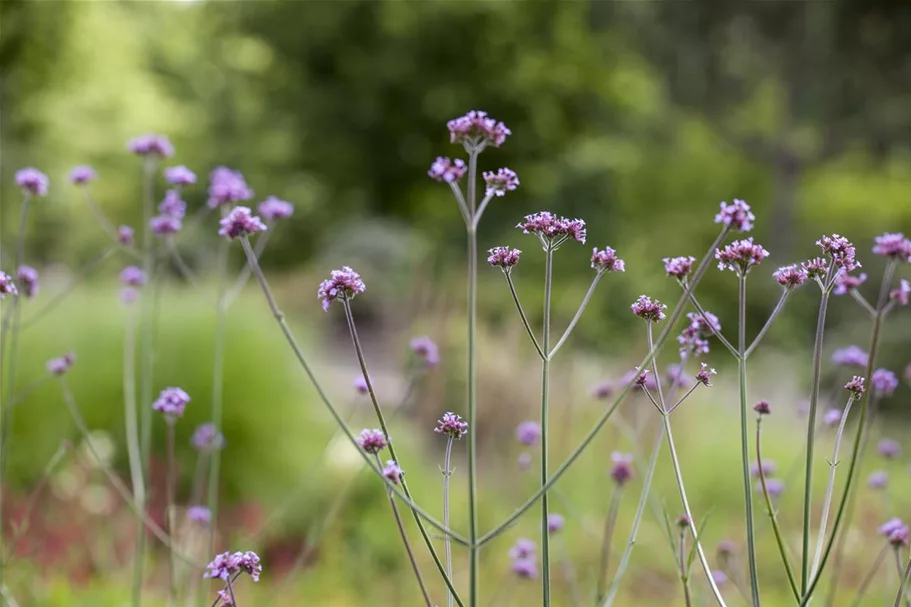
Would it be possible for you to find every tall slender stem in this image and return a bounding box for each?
[466,147,480,606]
[801,286,830,592]
[894,551,911,607]
[166,422,178,605]
[548,273,602,358]
[737,275,761,605]
[684,290,738,357]
[122,303,146,558]
[443,437,455,607]
[540,246,554,606]
[595,487,623,603]
[679,530,693,607]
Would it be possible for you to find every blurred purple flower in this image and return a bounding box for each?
[889,527,909,547]
[547,514,565,534]
[714,199,755,232]
[508,538,537,560]
[208,167,253,208]
[816,234,861,272]
[153,387,190,420]
[218,206,266,240]
[427,157,467,183]
[120,288,138,305]
[890,279,910,306]
[158,190,187,219]
[192,423,225,452]
[663,256,695,280]
[69,165,97,185]
[877,439,900,460]
[434,412,468,439]
[872,233,911,261]
[382,460,403,484]
[631,295,666,322]
[592,247,625,273]
[118,225,135,247]
[880,518,906,537]
[712,570,728,586]
[317,266,365,311]
[715,238,769,274]
[447,110,511,149]
[46,352,75,376]
[127,134,174,157]
[356,429,387,454]
[757,478,785,497]
[15,168,49,196]
[257,196,294,221]
[516,421,541,446]
[120,266,146,286]
[187,506,211,525]
[150,215,182,236]
[666,363,691,387]
[832,346,868,368]
[164,165,196,187]
[517,452,532,470]
[511,558,538,579]
[483,168,519,197]
[872,368,899,397]
[590,378,613,399]
[750,460,776,478]
[17,266,38,298]
[0,272,18,299]
[611,451,634,486]
[833,272,867,296]
[753,400,771,416]
[353,375,368,394]
[410,336,440,368]
[867,470,889,489]
[823,409,843,428]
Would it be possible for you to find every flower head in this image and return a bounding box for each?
[46,352,75,376]
[773,264,809,288]
[516,421,541,446]
[592,247,625,273]
[204,550,262,582]
[0,272,18,299]
[833,272,867,296]
[872,368,899,397]
[715,238,769,274]
[801,257,828,279]
[15,168,49,196]
[150,214,182,236]
[677,311,722,357]
[127,134,174,157]
[712,570,729,586]
[483,168,519,197]
[356,429,387,454]
[816,234,860,272]
[17,266,38,298]
[158,190,187,219]
[120,266,147,287]
[714,199,755,232]
[750,460,776,478]
[717,540,736,559]
[447,110,511,149]
[872,233,911,261]
[889,527,909,548]
[890,279,910,306]
[509,538,537,560]
[634,369,651,387]
[620,368,658,391]
[753,400,771,416]
[487,246,521,270]
[192,423,225,452]
[434,412,468,439]
[410,336,440,368]
[257,196,294,221]
[164,165,196,187]
[188,506,212,525]
[696,363,716,387]
[844,376,866,397]
[118,225,135,247]
[207,167,253,208]
[590,378,613,399]
[868,470,889,489]
[547,514,565,534]
[832,346,868,368]
[382,460,403,484]
[877,438,901,460]
[666,364,691,387]
[511,558,538,579]
[823,409,843,428]
[611,451,634,486]
[153,387,190,420]
[516,211,586,247]
[353,375,368,394]
[218,206,267,240]
[631,295,667,322]
[69,165,97,185]
[663,256,696,280]
[317,266,365,311]
[757,478,785,497]
[881,519,908,538]
[427,156,467,183]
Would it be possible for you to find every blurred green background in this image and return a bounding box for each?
[2,1,911,605]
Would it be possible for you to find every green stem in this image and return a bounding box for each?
[596,486,623,604]
[122,303,146,564]
[540,245,554,606]
[679,530,692,607]
[738,275,760,605]
[443,437,455,607]
[466,146,480,606]
[166,422,177,606]
[744,289,791,358]
[894,550,911,607]
[206,235,229,558]
[548,273,602,359]
[504,273,545,359]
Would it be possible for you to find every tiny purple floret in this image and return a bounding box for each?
[428,157,467,183]
[487,246,521,270]
[872,368,898,397]
[410,336,440,368]
[663,256,695,280]
[120,266,146,287]
[46,352,75,376]
[153,387,190,420]
[715,238,769,274]
[356,429,387,454]
[208,167,253,208]
[192,423,225,452]
[434,412,468,439]
[483,168,519,197]
[17,266,38,298]
[317,266,366,311]
[447,110,511,149]
[631,295,667,322]
[218,206,267,240]
[592,247,625,273]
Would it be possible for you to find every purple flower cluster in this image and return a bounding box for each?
[663,256,696,280]
[590,378,613,399]
[188,506,212,525]
[218,206,267,240]
[516,212,586,246]
[756,478,785,498]
[382,460,403,484]
[317,266,366,311]
[356,429,387,454]
[15,168,49,197]
[483,168,519,197]
[844,376,865,397]
[620,367,657,391]
[128,134,174,157]
[150,215,181,236]
[487,246,521,270]
[666,364,691,387]
[208,167,253,208]
[714,199,755,232]
[120,266,147,287]
[872,233,911,261]
[773,264,808,288]
[753,400,771,415]
[447,110,511,149]
[631,295,666,322]
[508,538,538,579]
[17,266,39,298]
[816,234,861,272]
[832,346,868,368]
[872,368,898,397]
[46,352,75,376]
[118,226,135,247]
[547,513,564,534]
[434,412,468,439]
[678,311,721,357]
[70,165,97,185]
[164,165,196,187]
[611,451,634,485]
[715,238,769,274]
[695,363,716,387]
[427,157,467,183]
[750,460,776,478]
[257,196,294,221]
[353,375,369,394]
[891,279,910,306]
[516,421,541,446]
[877,438,900,460]
[153,387,190,420]
[880,518,909,546]
[801,257,828,280]
[823,409,843,428]
[0,272,18,299]
[868,471,889,490]
[204,550,262,582]
[151,189,187,236]
[192,423,225,452]
[410,336,440,368]
[833,272,866,296]
[591,247,625,273]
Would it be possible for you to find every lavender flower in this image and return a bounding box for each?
[872,368,899,397]
[353,375,368,394]
[46,352,75,376]
[483,168,519,197]
[677,311,722,357]
[634,369,652,387]
[218,206,267,240]
[663,256,696,280]
[257,196,294,221]
[0,272,18,299]
[69,165,97,185]
[120,266,147,287]
[591,247,625,273]
[611,451,634,485]
[877,439,901,460]
[872,233,911,261]
[317,266,366,311]
[511,558,538,579]
[753,400,771,416]
[447,110,511,149]
[620,368,658,391]
[356,429,387,454]
[773,264,809,288]
[631,295,667,322]
[410,336,440,368]
[666,363,691,387]
[715,238,769,274]
[487,246,521,270]
[590,378,613,399]
[844,376,866,397]
[889,527,909,547]
[120,288,138,305]
[15,168,49,196]
[547,514,565,534]
[801,257,828,279]
[208,167,253,208]
[696,363,716,387]
[833,272,867,296]
[127,134,174,157]
[164,165,197,187]
[881,519,907,538]
[152,387,190,420]
[434,412,468,439]
[204,550,262,582]
[516,421,541,446]
[17,266,38,298]
[867,470,889,489]
[712,570,729,586]
[118,225,135,247]
[150,214,182,236]
[516,211,586,247]
[676,514,691,528]
[508,538,537,560]
[816,234,861,272]
[382,460,403,484]
[757,478,785,497]
[750,460,776,478]
[890,279,910,306]
[714,199,755,232]
[187,506,211,525]
[832,346,868,368]
[158,190,187,219]
[823,409,843,428]
[427,157,467,183]
[192,423,225,452]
